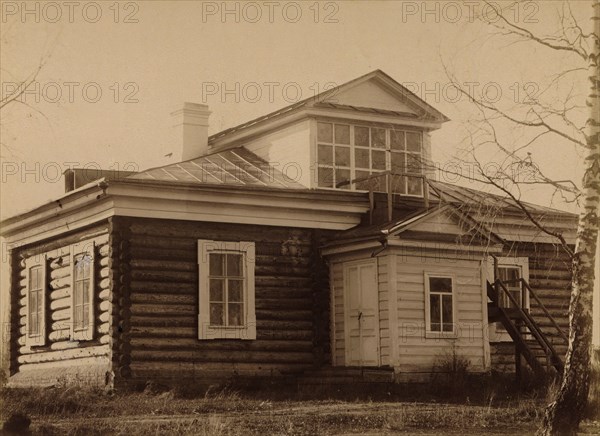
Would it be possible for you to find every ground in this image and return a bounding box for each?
[1,383,599,435]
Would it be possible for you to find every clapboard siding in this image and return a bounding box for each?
[395,250,487,372]
[9,223,112,386]
[118,217,330,383]
[490,242,572,372]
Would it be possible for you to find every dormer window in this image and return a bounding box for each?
[316,121,424,196]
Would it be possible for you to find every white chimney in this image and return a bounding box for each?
[170,102,211,161]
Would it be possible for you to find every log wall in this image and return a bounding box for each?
[490,241,572,373]
[114,217,331,385]
[9,223,112,387]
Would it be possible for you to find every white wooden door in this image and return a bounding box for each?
[344,260,379,366]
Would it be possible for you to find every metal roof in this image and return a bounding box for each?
[128,147,305,189]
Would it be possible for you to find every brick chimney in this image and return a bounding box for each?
[170,102,211,161]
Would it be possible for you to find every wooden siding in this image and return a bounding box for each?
[394,248,488,373]
[115,217,330,384]
[9,224,111,386]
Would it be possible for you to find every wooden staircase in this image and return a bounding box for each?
[487,278,568,378]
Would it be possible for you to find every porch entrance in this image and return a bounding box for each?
[343,259,380,367]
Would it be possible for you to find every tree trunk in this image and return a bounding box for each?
[540,1,600,434]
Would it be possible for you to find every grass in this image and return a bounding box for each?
[1,365,598,435]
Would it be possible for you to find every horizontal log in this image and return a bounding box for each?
[50,288,69,301]
[99,289,110,301]
[49,330,70,342]
[99,278,110,290]
[129,361,310,377]
[49,265,69,280]
[129,246,195,262]
[51,308,70,322]
[99,312,110,323]
[130,303,196,316]
[98,267,110,279]
[99,256,109,268]
[529,279,571,289]
[257,320,313,331]
[130,270,196,283]
[51,320,72,332]
[130,315,195,328]
[130,280,195,294]
[130,337,313,352]
[255,287,313,299]
[130,326,196,338]
[130,235,195,250]
[99,243,109,257]
[255,309,312,321]
[131,349,314,364]
[130,259,196,272]
[50,277,69,291]
[255,298,312,311]
[17,345,109,364]
[99,300,111,313]
[130,293,196,305]
[257,329,313,341]
[97,322,110,335]
[49,296,70,311]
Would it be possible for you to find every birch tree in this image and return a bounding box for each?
[443,1,599,434]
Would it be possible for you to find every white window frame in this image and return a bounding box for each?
[25,255,47,347]
[315,120,424,196]
[198,240,256,340]
[70,244,95,341]
[424,272,458,337]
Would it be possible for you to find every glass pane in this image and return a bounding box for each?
[228,279,243,302]
[228,303,243,326]
[209,253,225,276]
[354,170,371,190]
[227,254,242,277]
[442,294,453,326]
[406,153,422,173]
[390,130,405,150]
[430,277,452,293]
[406,132,422,152]
[334,124,350,145]
[372,128,386,148]
[407,177,423,196]
[83,255,91,278]
[74,308,82,330]
[318,166,334,188]
[82,280,90,304]
[318,144,333,165]
[430,294,441,332]
[371,150,386,170]
[335,168,351,189]
[317,122,333,143]
[210,303,224,325]
[83,303,89,328]
[391,152,406,173]
[354,126,369,147]
[210,278,224,301]
[391,174,406,194]
[355,148,369,169]
[335,146,350,167]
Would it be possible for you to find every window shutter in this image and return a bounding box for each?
[25,254,47,347]
[244,242,257,340]
[198,240,211,340]
[70,242,96,341]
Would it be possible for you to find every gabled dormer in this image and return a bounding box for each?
[207,70,450,196]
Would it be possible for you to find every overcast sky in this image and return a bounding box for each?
[0,0,592,220]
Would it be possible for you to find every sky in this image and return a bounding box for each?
[0,0,593,221]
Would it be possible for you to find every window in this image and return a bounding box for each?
[71,249,95,341]
[425,274,455,334]
[498,266,523,309]
[25,256,47,346]
[198,240,256,340]
[316,122,424,195]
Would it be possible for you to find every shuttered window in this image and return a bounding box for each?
[71,248,95,341]
[26,256,47,346]
[198,240,256,340]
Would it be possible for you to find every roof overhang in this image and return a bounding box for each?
[1,179,370,247]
